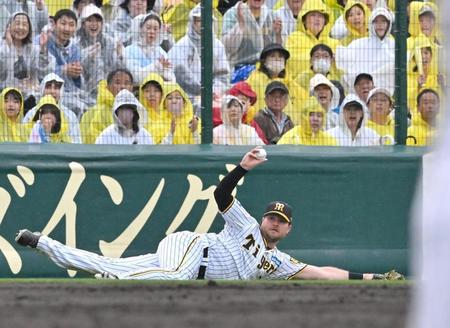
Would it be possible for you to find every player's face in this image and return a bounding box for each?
[260,215,291,244]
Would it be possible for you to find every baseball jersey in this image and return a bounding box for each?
[203,198,307,280]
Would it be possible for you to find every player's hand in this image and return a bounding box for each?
[240,146,267,171]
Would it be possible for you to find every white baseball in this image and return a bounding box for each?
[255,148,267,160]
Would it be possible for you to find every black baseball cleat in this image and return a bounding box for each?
[15,229,41,248]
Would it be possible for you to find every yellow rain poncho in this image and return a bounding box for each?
[407,36,441,114]
[246,63,309,126]
[407,1,441,50]
[340,1,370,46]
[0,88,29,142]
[29,95,71,144]
[157,82,200,144]
[278,97,337,145]
[285,0,340,79]
[407,115,437,146]
[82,80,116,144]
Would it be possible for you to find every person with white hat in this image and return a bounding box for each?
[76,4,126,107]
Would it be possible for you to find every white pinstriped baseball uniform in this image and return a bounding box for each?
[36,198,307,280]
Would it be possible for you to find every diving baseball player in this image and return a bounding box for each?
[15,147,401,280]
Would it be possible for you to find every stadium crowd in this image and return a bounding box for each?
[0,0,444,146]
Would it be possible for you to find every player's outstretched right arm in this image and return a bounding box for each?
[214,147,267,212]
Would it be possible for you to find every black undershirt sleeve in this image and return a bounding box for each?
[214,165,248,212]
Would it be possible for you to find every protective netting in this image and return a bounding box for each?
[0,0,445,146]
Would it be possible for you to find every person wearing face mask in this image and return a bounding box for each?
[213,95,264,145]
[295,43,342,90]
[159,82,200,144]
[246,43,309,126]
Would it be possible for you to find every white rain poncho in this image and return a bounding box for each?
[213,95,264,145]
[326,94,381,146]
[76,4,126,106]
[168,4,230,102]
[95,89,153,144]
[221,1,280,68]
[22,73,82,143]
[0,0,48,37]
[335,5,395,94]
[273,0,300,43]
[309,73,341,130]
[0,12,55,99]
[124,12,175,84]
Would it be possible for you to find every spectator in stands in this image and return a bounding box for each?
[82,68,134,144]
[158,82,200,144]
[213,95,264,145]
[95,89,153,144]
[246,43,309,126]
[278,96,337,145]
[285,0,339,80]
[45,9,89,118]
[23,73,81,144]
[162,0,201,42]
[340,1,369,46]
[330,0,376,40]
[252,81,294,144]
[366,87,395,145]
[324,0,345,31]
[227,81,258,125]
[0,88,29,142]
[408,1,441,50]
[353,72,374,104]
[221,0,283,69]
[295,43,342,90]
[28,95,72,143]
[124,12,175,84]
[168,4,230,110]
[111,0,163,46]
[0,0,49,37]
[274,0,305,40]
[327,94,380,146]
[407,88,439,146]
[76,4,126,107]
[336,4,395,94]
[0,11,54,111]
[407,35,443,115]
[309,73,340,130]
[138,73,166,143]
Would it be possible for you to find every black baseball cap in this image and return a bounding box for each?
[265,81,289,96]
[344,100,363,110]
[260,43,290,60]
[354,73,373,86]
[264,201,293,223]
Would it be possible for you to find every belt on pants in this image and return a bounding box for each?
[197,247,209,280]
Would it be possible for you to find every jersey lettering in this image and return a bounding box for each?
[243,234,256,251]
[257,255,277,274]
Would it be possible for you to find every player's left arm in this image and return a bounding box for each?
[291,265,374,280]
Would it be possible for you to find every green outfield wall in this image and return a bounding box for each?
[0,144,425,278]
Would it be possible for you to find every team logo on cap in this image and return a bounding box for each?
[274,202,285,212]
